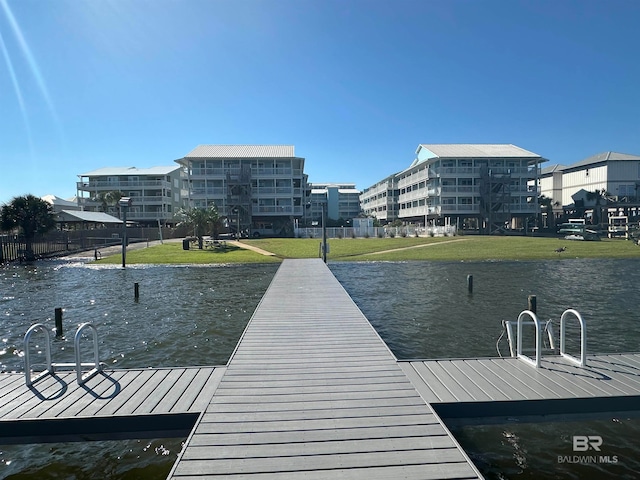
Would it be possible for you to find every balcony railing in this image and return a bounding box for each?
[252,206,303,215]
[191,187,226,196]
[77,180,170,189]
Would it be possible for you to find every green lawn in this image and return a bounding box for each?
[245,236,452,259]
[95,235,640,264]
[96,241,280,265]
[346,236,640,262]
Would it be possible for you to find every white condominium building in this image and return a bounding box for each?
[308,183,362,225]
[360,175,399,223]
[76,166,182,224]
[175,145,308,237]
[362,144,544,233]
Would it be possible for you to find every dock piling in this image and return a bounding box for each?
[467,274,473,294]
[55,308,63,337]
[528,294,537,314]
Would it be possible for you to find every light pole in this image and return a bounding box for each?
[322,201,327,263]
[119,197,132,268]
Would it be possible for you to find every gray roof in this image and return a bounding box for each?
[417,144,542,158]
[79,166,180,177]
[57,210,123,223]
[41,194,79,209]
[566,151,640,170]
[540,164,566,175]
[184,145,296,158]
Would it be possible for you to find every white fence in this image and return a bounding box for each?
[295,225,458,239]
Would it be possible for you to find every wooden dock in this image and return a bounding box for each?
[402,353,640,424]
[0,366,225,444]
[168,259,482,479]
[3,258,640,478]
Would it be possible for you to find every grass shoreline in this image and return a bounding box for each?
[94,236,640,265]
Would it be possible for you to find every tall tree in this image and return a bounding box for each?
[586,189,608,226]
[1,195,56,261]
[93,190,123,214]
[538,195,555,229]
[177,204,222,249]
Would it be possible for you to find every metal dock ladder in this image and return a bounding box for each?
[23,322,104,387]
[501,308,587,368]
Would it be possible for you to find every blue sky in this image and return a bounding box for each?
[1,0,639,204]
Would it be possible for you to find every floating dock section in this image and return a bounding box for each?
[168,259,482,479]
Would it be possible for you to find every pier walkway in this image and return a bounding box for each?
[168,259,481,479]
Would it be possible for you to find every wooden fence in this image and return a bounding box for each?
[0,226,185,263]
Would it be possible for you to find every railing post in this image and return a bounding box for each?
[560,309,587,367]
[75,323,103,385]
[516,310,542,368]
[24,323,53,386]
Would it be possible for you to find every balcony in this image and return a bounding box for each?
[191,187,226,196]
[251,167,294,176]
[252,206,304,216]
[77,180,170,190]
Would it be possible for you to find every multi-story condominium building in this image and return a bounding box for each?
[307,183,362,225]
[554,152,640,207]
[175,145,307,237]
[359,175,399,223]
[537,151,640,224]
[366,144,544,233]
[536,164,565,227]
[76,166,182,225]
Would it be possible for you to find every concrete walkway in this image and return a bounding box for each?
[368,238,468,255]
[226,240,277,257]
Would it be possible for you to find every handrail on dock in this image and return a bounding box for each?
[23,322,103,386]
[516,310,542,368]
[24,323,54,387]
[560,308,587,367]
[75,323,103,385]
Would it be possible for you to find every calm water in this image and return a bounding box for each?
[1,257,640,479]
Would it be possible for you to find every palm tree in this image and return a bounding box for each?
[1,195,56,261]
[93,190,123,215]
[177,204,222,249]
[538,195,555,229]
[585,189,608,226]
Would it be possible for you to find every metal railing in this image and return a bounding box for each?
[23,323,103,386]
[560,309,587,367]
[23,324,54,387]
[75,323,103,385]
[501,308,587,369]
[516,310,543,368]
